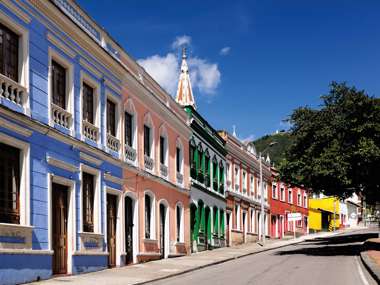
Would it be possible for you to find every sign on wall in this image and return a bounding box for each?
[287,212,302,221]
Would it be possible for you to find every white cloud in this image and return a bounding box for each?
[188,57,221,95]
[137,53,179,95]
[138,35,221,97]
[219,46,231,56]
[279,120,292,130]
[171,35,192,50]
[239,133,255,143]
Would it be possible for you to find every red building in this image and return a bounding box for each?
[270,169,309,238]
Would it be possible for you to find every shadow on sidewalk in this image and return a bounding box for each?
[275,232,378,257]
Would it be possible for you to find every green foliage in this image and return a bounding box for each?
[279,82,380,203]
[253,132,293,166]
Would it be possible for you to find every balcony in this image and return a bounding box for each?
[160,163,168,177]
[176,172,183,184]
[144,155,154,171]
[204,174,210,187]
[51,103,72,129]
[82,120,99,142]
[125,144,136,163]
[107,133,120,152]
[0,73,27,108]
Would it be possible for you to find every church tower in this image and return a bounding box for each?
[175,47,196,109]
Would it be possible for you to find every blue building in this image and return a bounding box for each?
[0,0,135,283]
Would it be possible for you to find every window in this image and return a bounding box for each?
[297,192,301,206]
[204,151,210,187]
[82,172,94,232]
[145,194,152,239]
[272,184,277,199]
[190,139,196,179]
[288,189,292,203]
[176,147,181,173]
[212,157,218,191]
[144,125,151,157]
[234,166,240,191]
[0,142,20,224]
[159,136,165,165]
[125,112,133,147]
[82,82,94,124]
[235,205,240,230]
[303,195,307,208]
[52,60,66,109]
[250,175,254,195]
[0,23,18,82]
[106,99,116,136]
[242,171,247,193]
[176,205,182,242]
[280,187,285,201]
[219,162,224,194]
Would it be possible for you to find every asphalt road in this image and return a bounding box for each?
[149,229,379,285]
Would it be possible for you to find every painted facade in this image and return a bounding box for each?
[270,169,309,238]
[309,196,340,232]
[175,51,227,252]
[0,0,191,284]
[218,131,271,246]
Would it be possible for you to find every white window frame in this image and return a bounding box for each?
[242,170,247,193]
[235,204,241,231]
[0,11,30,113]
[159,125,169,167]
[80,71,101,143]
[234,165,240,190]
[176,138,184,175]
[143,113,155,159]
[297,189,301,206]
[175,202,185,243]
[303,193,308,208]
[272,183,278,199]
[105,91,122,151]
[280,186,285,201]
[144,190,156,240]
[80,164,101,233]
[124,98,138,150]
[288,188,293,204]
[0,133,30,226]
[48,48,74,131]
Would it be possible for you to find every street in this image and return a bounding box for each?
[150,229,378,285]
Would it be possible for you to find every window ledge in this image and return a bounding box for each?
[143,238,158,244]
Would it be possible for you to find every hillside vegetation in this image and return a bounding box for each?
[252,131,293,166]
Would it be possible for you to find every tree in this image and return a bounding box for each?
[279,82,380,203]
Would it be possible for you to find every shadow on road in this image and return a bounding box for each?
[275,232,378,257]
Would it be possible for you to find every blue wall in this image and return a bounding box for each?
[0,1,125,284]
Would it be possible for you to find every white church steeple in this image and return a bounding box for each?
[175,47,196,109]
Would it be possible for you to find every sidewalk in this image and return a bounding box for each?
[31,229,355,285]
[360,238,380,284]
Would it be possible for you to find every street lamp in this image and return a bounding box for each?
[259,141,277,245]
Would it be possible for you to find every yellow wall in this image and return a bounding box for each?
[309,208,322,231]
[309,197,341,230]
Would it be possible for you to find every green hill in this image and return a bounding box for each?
[252,131,293,166]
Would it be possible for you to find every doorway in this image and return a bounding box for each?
[205,207,210,250]
[107,194,117,267]
[52,183,68,275]
[125,196,134,264]
[242,211,247,243]
[159,203,167,259]
[226,212,231,247]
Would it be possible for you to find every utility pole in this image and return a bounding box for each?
[333,198,336,232]
[259,152,265,244]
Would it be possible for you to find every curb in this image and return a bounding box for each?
[360,251,380,284]
[134,230,347,285]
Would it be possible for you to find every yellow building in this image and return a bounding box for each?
[309,197,340,231]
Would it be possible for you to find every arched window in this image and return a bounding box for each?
[190,138,197,179]
[219,161,224,194]
[159,125,168,166]
[212,156,218,191]
[204,150,210,187]
[125,99,137,163]
[143,113,154,158]
[144,192,155,239]
[197,143,204,183]
[176,203,184,242]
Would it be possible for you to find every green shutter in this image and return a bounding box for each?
[214,209,219,235]
[220,210,225,237]
[200,206,206,232]
[194,148,199,173]
[207,209,212,241]
[193,207,200,241]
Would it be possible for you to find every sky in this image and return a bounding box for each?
[77,0,380,141]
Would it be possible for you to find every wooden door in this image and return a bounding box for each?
[125,196,133,264]
[159,204,166,259]
[52,183,68,275]
[107,194,117,267]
